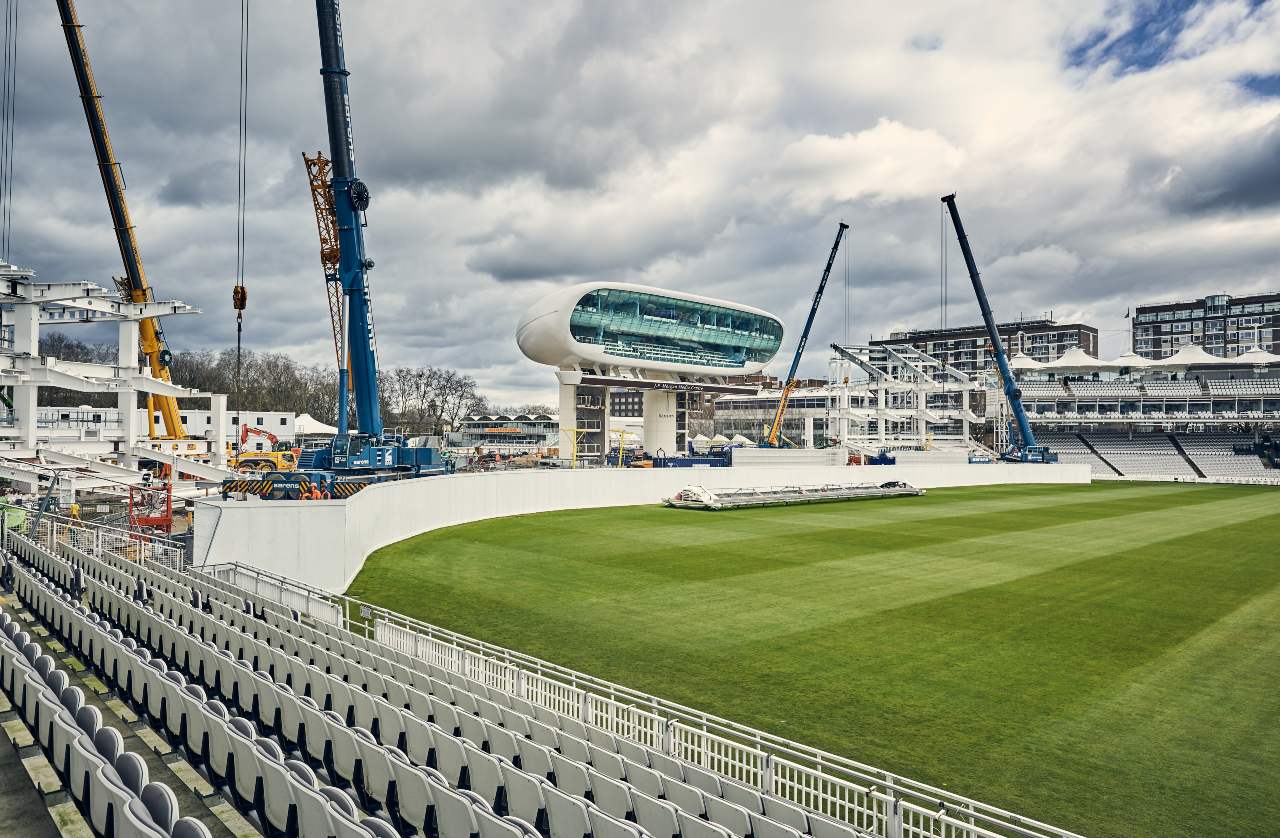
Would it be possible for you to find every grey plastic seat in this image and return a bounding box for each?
[465,745,507,811]
[141,781,180,833]
[475,807,525,838]
[588,807,646,838]
[683,762,723,797]
[500,761,549,827]
[543,785,591,838]
[515,737,555,780]
[171,817,214,838]
[431,778,481,838]
[678,810,736,838]
[750,811,805,838]
[662,779,705,817]
[587,768,633,820]
[721,780,765,813]
[387,761,436,836]
[622,758,665,799]
[432,725,469,787]
[362,817,400,838]
[94,725,125,765]
[549,751,590,797]
[809,813,860,838]
[763,798,811,833]
[587,743,625,780]
[557,733,591,765]
[122,798,170,838]
[647,752,685,782]
[704,795,752,837]
[116,751,149,795]
[632,790,679,838]
[91,763,136,837]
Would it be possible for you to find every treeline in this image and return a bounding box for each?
[36,332,494,432]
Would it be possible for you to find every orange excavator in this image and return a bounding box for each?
[228,425,299,472]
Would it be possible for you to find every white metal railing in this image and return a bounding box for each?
[0,503,186,570]
[194,559,1085,838]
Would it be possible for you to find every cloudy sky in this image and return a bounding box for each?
[9,0,1280,404]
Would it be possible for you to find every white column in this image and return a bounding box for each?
[210,394,228,467]
[803,415,814,448]
[877,385,886,445]
[555,373,580,459]
[117,320,140,467]
[642,390,677,456]
[12,302,39,451]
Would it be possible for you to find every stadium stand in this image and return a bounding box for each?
[1140,381,1205,397]
[1064,381,1143,398]
[1206,379,1280,396]
[1175,435,1270,479]
[9,526,1019,838]
[1014,382,1066,399]
[1034,432,1119,476]
[1082,433,1198,479]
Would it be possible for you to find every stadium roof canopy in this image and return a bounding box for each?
[1013,345,1280,373]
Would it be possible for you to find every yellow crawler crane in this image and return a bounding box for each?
[57,0,186,439]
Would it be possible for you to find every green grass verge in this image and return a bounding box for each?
[347,482,1280,838]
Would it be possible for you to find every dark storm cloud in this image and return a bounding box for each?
[1154,116,1280,214]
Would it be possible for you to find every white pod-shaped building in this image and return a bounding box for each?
[516,282,784,375]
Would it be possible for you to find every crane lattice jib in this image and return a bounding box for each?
[303,152,345,371]
[315,0,382,438]
[767,222,848,447]
[56,0,186,440]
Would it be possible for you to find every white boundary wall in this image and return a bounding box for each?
[193,463,1089,593]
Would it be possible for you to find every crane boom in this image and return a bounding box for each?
[302,151,349,434]
[314,0,382,438]
[766,222,848,447]
[56,0,186,440]
[941,194,1047,460]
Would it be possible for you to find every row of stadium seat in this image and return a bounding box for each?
[9,532,861,838]
[67,538,857,838]
[1,565,211,838]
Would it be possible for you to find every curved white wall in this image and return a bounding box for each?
[194,464,1089,593]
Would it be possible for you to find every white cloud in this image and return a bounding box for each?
[8,0,1280,405]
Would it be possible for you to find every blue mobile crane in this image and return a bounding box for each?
[303,0,447,477]
[225,1,446,500]
[764,222,848,447]
[941,194,1055,463]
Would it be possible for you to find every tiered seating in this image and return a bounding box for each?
[1140,381,1203,397]
[1206,379,1280,396]
[1,555,214,838]
[1176,435,1269,478]
[1035,432,1115,475]
[1064,381,1142,398]
[1015,381,1066,399]
[1084,434,1197,478]
[5,532,863,838]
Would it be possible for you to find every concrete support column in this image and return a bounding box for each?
[642,390,677,456]
[118,320,140,467]
[962,388,971,442]
[210,393,228,467]
[554,370,584,460]
[12,302,39,452]
[803,415,814,449]
[877,386,886,445]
